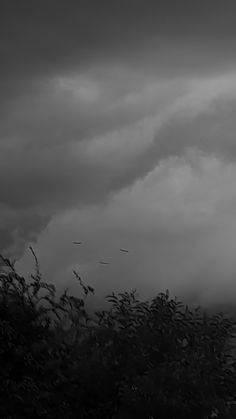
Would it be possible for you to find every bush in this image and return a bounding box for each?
[0,250,236,418]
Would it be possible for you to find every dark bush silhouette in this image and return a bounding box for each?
[0,249,236,418]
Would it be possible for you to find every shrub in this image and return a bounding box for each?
[0,250,236,418]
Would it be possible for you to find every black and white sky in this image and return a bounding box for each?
[2,0,236,308]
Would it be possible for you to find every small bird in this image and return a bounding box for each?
[99,260,110,265]
[120,248,129,253]
[73,241,82,245]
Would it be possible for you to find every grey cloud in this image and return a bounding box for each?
[2,74,236,257]
[152,98,236,161]
[131,79,236,180]
[0,204,49,258]
[17,152,236,309]
[2,0,236,287]
[0,73,172,144]
[1,64,181,255]
[0,73,184,211]
[0,118,154,254]
[1,0,236,92]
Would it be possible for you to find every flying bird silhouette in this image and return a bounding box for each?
[99,260,110,265]
[73,241,82,245]
[120,248,129,253]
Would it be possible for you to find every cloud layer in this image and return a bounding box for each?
[16,149,236,310]
[2,1,236,308]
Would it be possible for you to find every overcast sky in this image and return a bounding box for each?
[2,0,236,309]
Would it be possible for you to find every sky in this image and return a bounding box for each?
[2,0,236,310]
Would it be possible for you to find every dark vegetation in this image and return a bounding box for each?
[1,248,236,418]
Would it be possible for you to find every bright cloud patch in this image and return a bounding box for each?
[17,150,236,309]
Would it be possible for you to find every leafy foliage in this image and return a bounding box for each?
[0,250,236,418]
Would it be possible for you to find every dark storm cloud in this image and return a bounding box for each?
[1,0,236,146]
[1,0,236,84]
[0,141,139,209]
[2,72,236,256]
[2,0,236,266]
[2,0,236,117]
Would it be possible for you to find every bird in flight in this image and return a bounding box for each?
[120,248,129,253]
[73,241,82,245]
[99,260,110,265]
